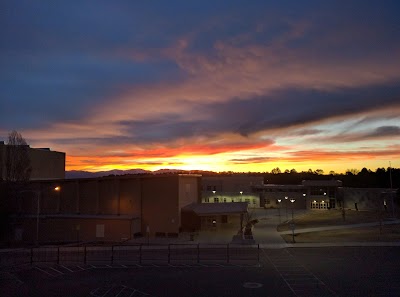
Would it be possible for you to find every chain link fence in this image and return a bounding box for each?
[0,243,259,267]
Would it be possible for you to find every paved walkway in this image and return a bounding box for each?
[251,209,400,248]
[279,219,400,235]
[125,209,400,248]
[251,208,288,245]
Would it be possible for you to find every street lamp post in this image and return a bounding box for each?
[289,198,296,243]
[284,196,288,220]
[290,199,296,221]
[277,199,282,223]
[20,186,60,246]
[389,162,395,218]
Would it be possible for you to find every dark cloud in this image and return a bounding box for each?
[95,83,400,145]
[118,117,213,143]
[368,126,400,137]
[198,84,400,137]
[288,129,325,136]
[316,126,400,143]
[0,54,183,129]
[229,157,273,164]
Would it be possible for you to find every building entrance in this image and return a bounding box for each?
[311,200,330,209]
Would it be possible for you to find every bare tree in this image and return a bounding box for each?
[5,130,32,182]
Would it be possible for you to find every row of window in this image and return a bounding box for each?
[311,201,330,209]
[204,197,257,204]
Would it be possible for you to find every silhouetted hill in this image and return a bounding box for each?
[65,169,150,179]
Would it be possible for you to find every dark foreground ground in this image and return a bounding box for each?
[1,247,399,297]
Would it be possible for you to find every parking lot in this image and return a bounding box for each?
[2,246,400,297]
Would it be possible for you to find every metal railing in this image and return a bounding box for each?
[0,243,259,267]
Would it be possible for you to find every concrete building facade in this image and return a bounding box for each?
[201,176,264,208]
[7,174,201,244]
[253,180,343,210]
[182,202,248,231]
[0,141,65,180]
[339,187,397,213]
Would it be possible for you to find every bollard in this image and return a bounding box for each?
[227,244,230,264]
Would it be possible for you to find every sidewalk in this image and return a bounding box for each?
[251,209,400,248]
[251,208,290,245]
[259,241,400,248]
[279,219,400,235]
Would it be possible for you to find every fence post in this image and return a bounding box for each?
[30,247,33,265]
[227,244,230,264]
[111,245,114,265]
[168,244,170,264]
[139,244,142,265]
[84,245,87,264]
[197,244,200,264]
[57,247,60,264]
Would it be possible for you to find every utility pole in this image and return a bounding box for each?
[389,161,395,218]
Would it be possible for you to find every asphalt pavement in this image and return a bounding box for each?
[2,246,400,297]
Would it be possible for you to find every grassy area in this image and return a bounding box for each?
[277,209,395,232]
[282,224,400,243]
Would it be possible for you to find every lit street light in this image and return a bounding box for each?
[277,199,282,223]
[290,198,296,221]
[285,196,288,220]
[20,186,60,246]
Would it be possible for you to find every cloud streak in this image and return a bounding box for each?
[1,1,400,172]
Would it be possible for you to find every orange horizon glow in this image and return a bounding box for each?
[65,147,400,174]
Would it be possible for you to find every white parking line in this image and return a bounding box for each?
[77,265,86,270]
[49,266,64,274]
[115,286,127,297]
[263,249,338,297]
[60,265,74,272]
[35,266,56,277]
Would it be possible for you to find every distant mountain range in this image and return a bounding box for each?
[65,168,194,179]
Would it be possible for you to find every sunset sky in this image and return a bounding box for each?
[1,1,400,173]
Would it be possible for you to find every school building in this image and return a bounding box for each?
[6,174,201,244]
